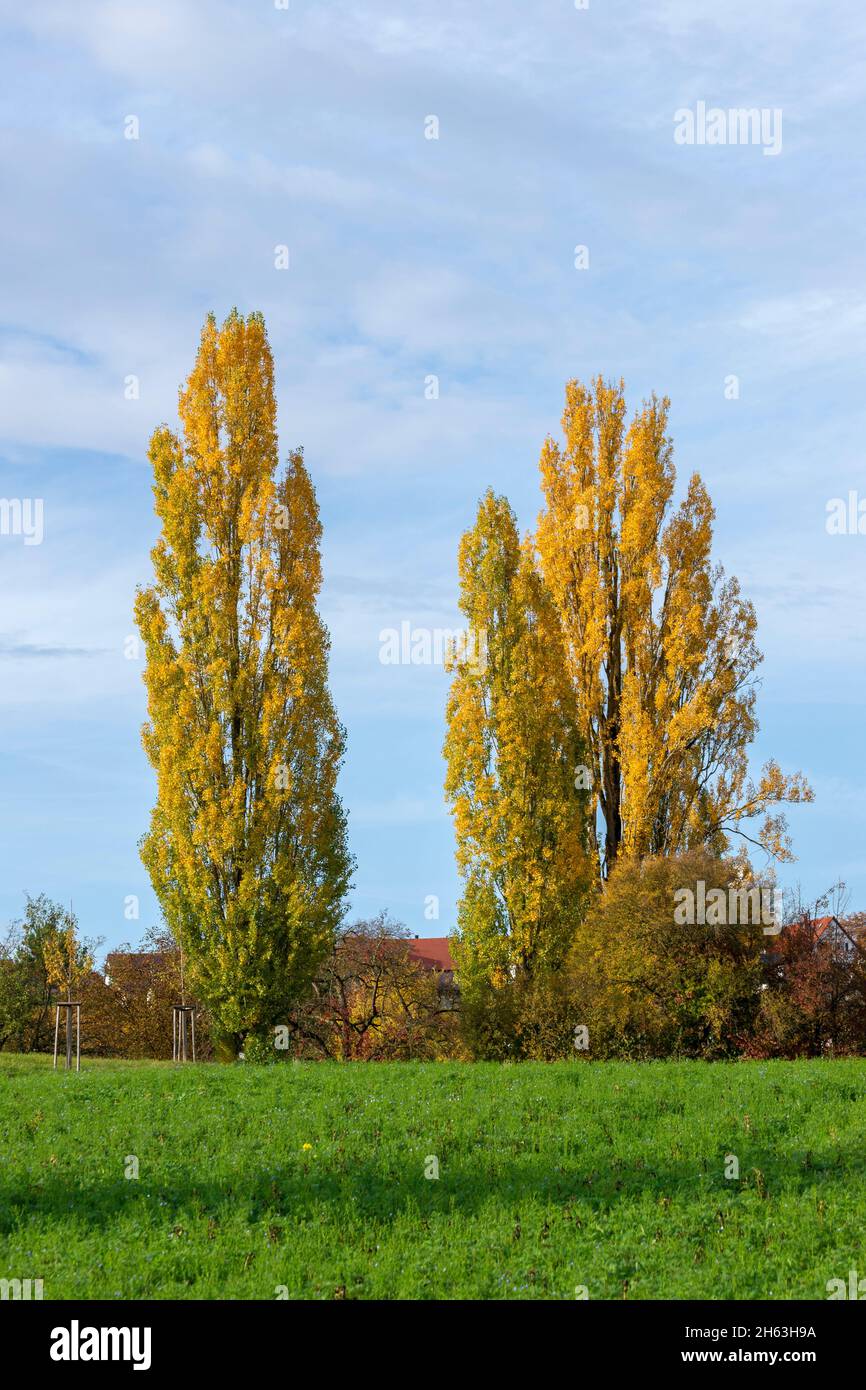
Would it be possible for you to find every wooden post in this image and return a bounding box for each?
[53,1002,81,1071]
[172,1005,196,1063]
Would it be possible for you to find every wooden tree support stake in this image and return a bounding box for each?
[172,1005,196,1063]
[52,1002,81,1072]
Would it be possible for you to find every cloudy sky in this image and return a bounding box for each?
[1,0,865,955]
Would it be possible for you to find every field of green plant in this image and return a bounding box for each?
[1,1054,864,1300]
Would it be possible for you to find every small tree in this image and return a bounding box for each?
[747,887,866,1057]
[43,915,94,1004]
[83,926,211,1060]
[566,850,765,1058]
[288,914,459,1060]
[0,925,32,1051]
[0,897,99,1052]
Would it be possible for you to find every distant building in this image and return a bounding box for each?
[105,935,457,991]
[765,915,865,970]
[407,936,454,974]
[406,936,457,1004]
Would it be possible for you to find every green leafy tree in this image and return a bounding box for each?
[0,897,99,1052]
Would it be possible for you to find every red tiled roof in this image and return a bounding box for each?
[809,916,835,937]
[774,916,866,954]
[107,937,457,976]
[779,916,835,939]
[408,937,455,972]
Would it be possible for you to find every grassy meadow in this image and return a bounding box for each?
[1,1054,864,1300]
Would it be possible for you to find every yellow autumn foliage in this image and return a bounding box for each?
[444,490,594,991]
[537,377,812,878]
[134,311,352,1052]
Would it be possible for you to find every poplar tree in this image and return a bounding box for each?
[444,491,593,990]
[536,377,812,879]
[135,311,352,1055]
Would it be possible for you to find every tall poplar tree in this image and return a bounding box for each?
[135,310,352,1055]
[444,491,593,991]
[536,376,812,879]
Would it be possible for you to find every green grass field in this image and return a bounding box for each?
[1,1054,864,1300]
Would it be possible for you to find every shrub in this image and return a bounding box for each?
[565,850,765,1059]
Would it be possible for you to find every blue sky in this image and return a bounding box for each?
[1,0,865,958]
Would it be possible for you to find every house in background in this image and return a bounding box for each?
[407,936,454,973]
[406,935,457,1004]
[765,915,866,971]
[104,935,457,996]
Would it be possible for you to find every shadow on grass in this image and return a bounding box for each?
[0,1142,857,1235]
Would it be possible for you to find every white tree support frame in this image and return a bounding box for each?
[52,1001,81,1072]
[172,1005,196,1063]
